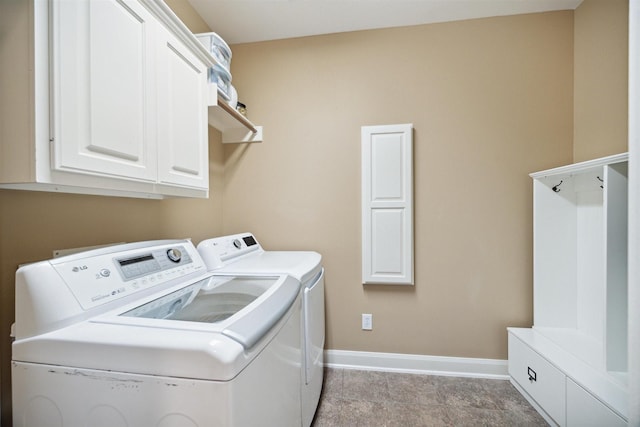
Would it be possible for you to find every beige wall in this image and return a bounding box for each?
[225,12,575,358]
[574,0,629,161]
[0,2,630,425]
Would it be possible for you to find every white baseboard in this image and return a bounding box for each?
[324,349,509,380]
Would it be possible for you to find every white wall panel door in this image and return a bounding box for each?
[362,124,413,284]
[51,0,157,181]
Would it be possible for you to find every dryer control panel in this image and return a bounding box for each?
[197,232,262,270]
[51,241,205,310]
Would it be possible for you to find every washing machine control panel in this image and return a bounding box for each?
[115,247,192,280]
[52,241,206,310]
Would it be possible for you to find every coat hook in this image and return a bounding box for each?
[597,176,604,189]
[552,180,563,193]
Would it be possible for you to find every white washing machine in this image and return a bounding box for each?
[197,233,324,427]
[12,239,303,427]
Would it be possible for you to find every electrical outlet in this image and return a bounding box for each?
[362,313,373,330]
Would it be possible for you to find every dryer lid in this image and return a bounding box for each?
[214,251,322,286]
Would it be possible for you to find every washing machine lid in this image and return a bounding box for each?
[118,274,298,349]
[12,274,301,380]
[215,251,322,286]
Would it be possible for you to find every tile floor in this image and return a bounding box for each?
[311,368,548,426]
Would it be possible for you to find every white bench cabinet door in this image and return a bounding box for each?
[51,0,158,182]
[508,332,566,425]
[566,378,627,427]
[156,26,209,190]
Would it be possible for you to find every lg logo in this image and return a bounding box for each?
[72,265,88,272]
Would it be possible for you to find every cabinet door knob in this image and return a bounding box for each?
[528,367,537,382]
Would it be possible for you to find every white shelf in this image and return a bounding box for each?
[207,89,263,144]
[533,326,604,371]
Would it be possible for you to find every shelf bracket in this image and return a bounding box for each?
[222,126,263,144]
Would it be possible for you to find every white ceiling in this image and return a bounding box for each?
[187,0,583,45]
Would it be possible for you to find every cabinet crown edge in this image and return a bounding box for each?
[530,152,629,179]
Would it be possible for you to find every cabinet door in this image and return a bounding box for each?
[51,0,157,182]
[566,378,627,427]
[156,27,209,190]
[508,333,566,426]
[361,124,413,284]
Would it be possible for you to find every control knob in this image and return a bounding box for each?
[233,239,242,249]
[167,248,182,263]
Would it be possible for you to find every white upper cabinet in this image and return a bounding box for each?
[156,26,208,189]
[51,0,158,183]
[0,0,215,199]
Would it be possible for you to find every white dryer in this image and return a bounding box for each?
[197,233,325,427]
[12,239,302,427]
